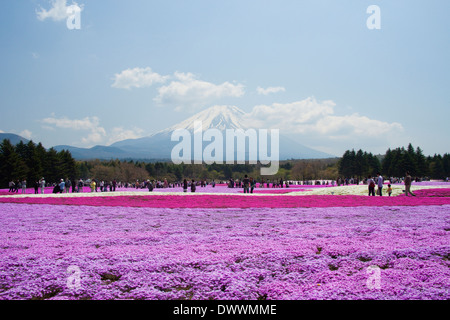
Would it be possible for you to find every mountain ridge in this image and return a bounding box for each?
[0,133,30,145]
[2,106,336,160]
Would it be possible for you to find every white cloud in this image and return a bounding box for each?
[111,67,246,112]
[81,129,106,145]
[40,116,146,147]
[256,86,286,95]
[111,67,169,90]
[154,72,245,111]
[19,130,33,140]
[42,125,55,131]
[41,116,106,146]
[0,130,4,133]
[247,98,336,130]
[42,115,100,130]
[245,97,404,145]
[36,0,83,22]
[107,127,145,145]
[314,114,404,138]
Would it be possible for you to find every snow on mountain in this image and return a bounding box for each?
[160,105,248,133]
[54,105,335,160]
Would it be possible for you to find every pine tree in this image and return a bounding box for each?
[23,141,43,184]
[403,147,417,176]
[382,148,393,177]
[406,143,418,175]
[367,152,381,176]
[58,149,78,180]
[442,154,450,178]
[0,139,28,187]
[43,147,60,184]
[430,154,444,179]
[354,149,368,179]
[415,147,428,177]
[338,149,356,177]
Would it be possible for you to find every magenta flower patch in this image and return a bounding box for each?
[1,193,450,208]
[0,203,449,300]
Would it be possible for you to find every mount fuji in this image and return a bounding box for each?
[54,106,335,161]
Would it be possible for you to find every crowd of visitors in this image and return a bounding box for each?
[6,172,446,195]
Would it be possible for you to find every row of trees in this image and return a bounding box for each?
[0,139,77,188]
[381,144,449,179]
[338,150,381,180]
[75,159,291,183]
[74,144,448,183]
[75,159,342,183]
[338,143,450,179]
[1,138,448,188]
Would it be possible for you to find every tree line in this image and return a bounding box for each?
[1,138,448,188]
[338,143,450,179]
[0,139,77,188]
[75,159,284,183]
[77,159,340,183]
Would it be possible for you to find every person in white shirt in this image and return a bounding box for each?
[39,178,46,194]
[377,172,384,196]
[21,180,27,194]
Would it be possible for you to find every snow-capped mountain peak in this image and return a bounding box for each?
[161,105,248,133]
[106,104,335,160]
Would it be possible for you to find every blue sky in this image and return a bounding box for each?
[0,0,449,156]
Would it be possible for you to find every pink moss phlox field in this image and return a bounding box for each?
[1,182,449,300]
[402,188,450,197]
[0,203,448,300]
[0,185,312,196]
[1,193,450,208]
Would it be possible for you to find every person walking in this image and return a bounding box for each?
[147,180,154,192]
[21,180,27,194]
[243,175,250,194]
[183,179,188,193]
[387,184,393,197]
[39,177,46,194]
[367,175,375,196]
[34,181,39,194]
[250,177,256,194]
[90,180,96,193]
[191,179,196,193]
[65,178,71,193]
[78,179,84,193]
[59,179,65,194]
[404,172,416,196]
[377,172,384,196]
[8,180,15,193]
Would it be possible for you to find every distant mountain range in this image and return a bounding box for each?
[2,106,336,161]
[0,133,30,146]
